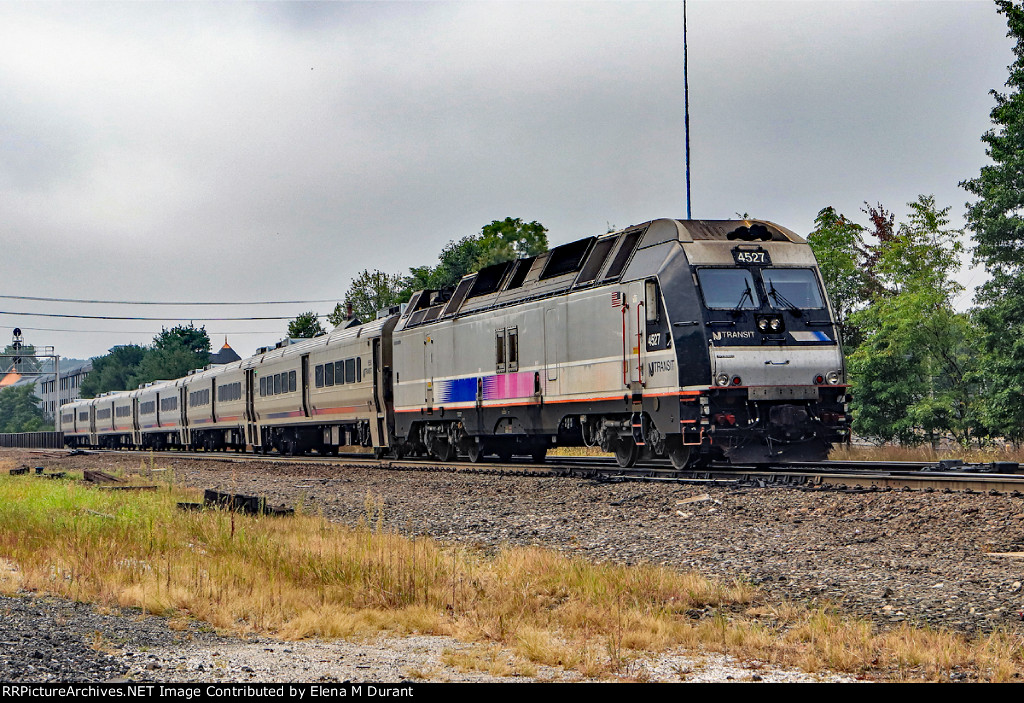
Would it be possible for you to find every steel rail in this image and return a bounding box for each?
[21,447,1024,494]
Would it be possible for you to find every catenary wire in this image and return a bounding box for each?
[0,310,323,321]
[0,294,342,306]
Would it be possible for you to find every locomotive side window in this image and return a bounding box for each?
[345,358,356,384]
[496,330,506,373]
[696,269,761,309]
[507,327,519,372]
[645,279,660,322]
[761,268,825,310]
[335,360,345,385]
[325,361,335,387]
[289,370,297,393]
[315,366,324,388]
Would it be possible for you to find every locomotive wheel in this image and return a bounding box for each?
[466,440,483,463]
[433,439,455,462]
[666,437,692,470]
[614,439,638,468]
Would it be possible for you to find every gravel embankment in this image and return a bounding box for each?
[7,447,1022,681]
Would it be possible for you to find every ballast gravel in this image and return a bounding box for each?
[7,448,1024,682]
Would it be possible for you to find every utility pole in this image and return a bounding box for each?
[684,0,692,220]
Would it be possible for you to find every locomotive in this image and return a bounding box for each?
[61,218,850,468]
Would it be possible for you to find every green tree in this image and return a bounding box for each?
[342,218,550,322]
[129,324,211,388]
[474,217,549,269]
[79,344,147,398]
[397,218,550,297]
[848,196,982,446]
[961,0,1024,445]
[153,323,211,357]
[287,311,325,338]
[325,303,348,328]
[0,385,49,432]
[344,269,406,323]
[806,206,872,350]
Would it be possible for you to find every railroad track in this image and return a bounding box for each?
[25,447,1024,494]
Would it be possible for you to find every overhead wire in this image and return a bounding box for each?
[0,324,284,336]
[0,293,342,306]
[0,310,323,321]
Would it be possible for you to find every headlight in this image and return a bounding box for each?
[826,370,841,385]
[769,317,782,331]
[715,373,730,386]
[757,318,769,331]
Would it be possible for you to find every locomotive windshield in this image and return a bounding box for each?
[696,269,761,309]
[761,268,824,310]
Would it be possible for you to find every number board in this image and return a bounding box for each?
[732,247,771,265]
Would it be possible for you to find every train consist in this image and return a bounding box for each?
[60,218,851,467]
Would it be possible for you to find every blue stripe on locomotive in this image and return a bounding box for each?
[434,377,478,403]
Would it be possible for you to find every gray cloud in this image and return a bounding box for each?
[0,1,1012,359]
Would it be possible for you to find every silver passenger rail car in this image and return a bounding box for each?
[60,398,94,449]
[137,380,186,450]
[183,361,247,452]
[247,316,396,457]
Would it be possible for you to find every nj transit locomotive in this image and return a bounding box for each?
[61,218,850,468]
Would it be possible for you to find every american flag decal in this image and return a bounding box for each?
[611,291,622,307]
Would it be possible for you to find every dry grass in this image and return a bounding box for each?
[548,446,612,458]
[833,443,1024,464]
[2,468,1024,681]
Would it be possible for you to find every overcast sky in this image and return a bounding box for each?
[0,0,1014,361]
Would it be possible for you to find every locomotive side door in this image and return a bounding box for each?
[625,284,648,446]
[423,333,434,413]
[371,338,389,448]
[621,286,647,394]
[244,368,257,449]
[543,307,564,398]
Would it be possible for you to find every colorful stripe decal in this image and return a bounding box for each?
[433,372,541,403]
[790,330,832,342]
[313,406,365,415]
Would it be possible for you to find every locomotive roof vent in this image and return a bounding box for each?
[726,223,772,241]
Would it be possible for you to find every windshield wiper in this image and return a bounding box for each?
[733,280,754,312]
[767,283,803,318]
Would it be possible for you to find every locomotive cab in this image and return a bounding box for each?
[663,220,850,464]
